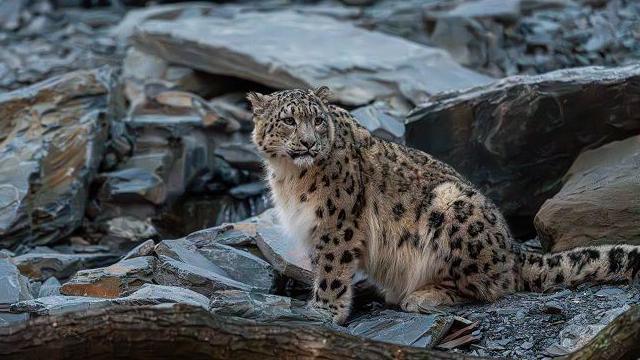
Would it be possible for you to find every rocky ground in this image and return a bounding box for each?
[1,0,639,359]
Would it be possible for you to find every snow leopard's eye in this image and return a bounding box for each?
[282,117,295,126]
[314,116,324,126]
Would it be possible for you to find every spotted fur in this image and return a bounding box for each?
[249,88,640,324]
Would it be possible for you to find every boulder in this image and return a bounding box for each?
[0,68,114,248]
[535,135,640,252]
[131,10,492,106]
[406,65,640,236]
[60,256,156,298]
[11,252,119,281]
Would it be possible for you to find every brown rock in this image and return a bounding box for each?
[535,135,640,252]
[60,257,156,298]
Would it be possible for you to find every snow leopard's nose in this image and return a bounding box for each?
[300,138,316,150]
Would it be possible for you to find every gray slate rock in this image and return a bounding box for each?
[0,258,32,326]
[11,252,119,281]
[122,239,156,261]
[10,295,112,316]
[347,309,453,349]
[535,135,640,252]
[198,244,275,292]
[154,255,251,297]
[351,101,406,144]
[132,10,492,106]
[115,284,209,309]
[0,68,114,248]
[406,65,640,235]
[209,290,329,323]
[38,277,61,298]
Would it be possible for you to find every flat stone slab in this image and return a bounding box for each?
[154,255,251,297]
[115,284,209,309]
[347,309,453,349]
[209,290,329,324]
[11,253,119,281]
[132,10,492,106]
[10,295,112,316]
[60,256,156,298]
[198,244,275,292]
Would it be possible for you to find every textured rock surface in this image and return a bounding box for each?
[198,244,275,292]
[132,10,492,106]
[60,256,156,298]
[153,255,251,297]
[347,309,453,349]
[0,68,114,248]
[406,65,640,235]
[0,258,32,325]
[11,252,119,281]
[535,135,640,252]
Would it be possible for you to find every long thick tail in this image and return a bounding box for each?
[519,245,640,292]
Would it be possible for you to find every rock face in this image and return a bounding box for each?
[132,10,492,106]
[535,135,640,252]
[406,65,640,235]
[0,68,114,248]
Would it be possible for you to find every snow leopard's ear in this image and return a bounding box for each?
[247,92,271,118]
[313,86,332,104]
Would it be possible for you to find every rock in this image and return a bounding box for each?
[11,252,119,281]
[556,305,630,353]
[153,255,251,297]
[0,0,26,31]
[185,223,257,247]
[0,68,114,248]
[198,244,275,292]
[209,290,329,323]
[132,10,492,106]
[97,168,167,206]
[10,285,210,317]
[351,101,406,143]
[535,135,640,252]
[121,239,156,261]
[60,256,156,298]
[406,65,640,235]
[100,217,158,250]
[229,182,268,200]
[38,277,61,298]
[116,284,209,309]
[253,209,313,284]
[154,239,227,276]
[347,309,453,348]
[110,3,217,42]
[10,295,112,316]
[214,143,263,172]
[0,258,32,325]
